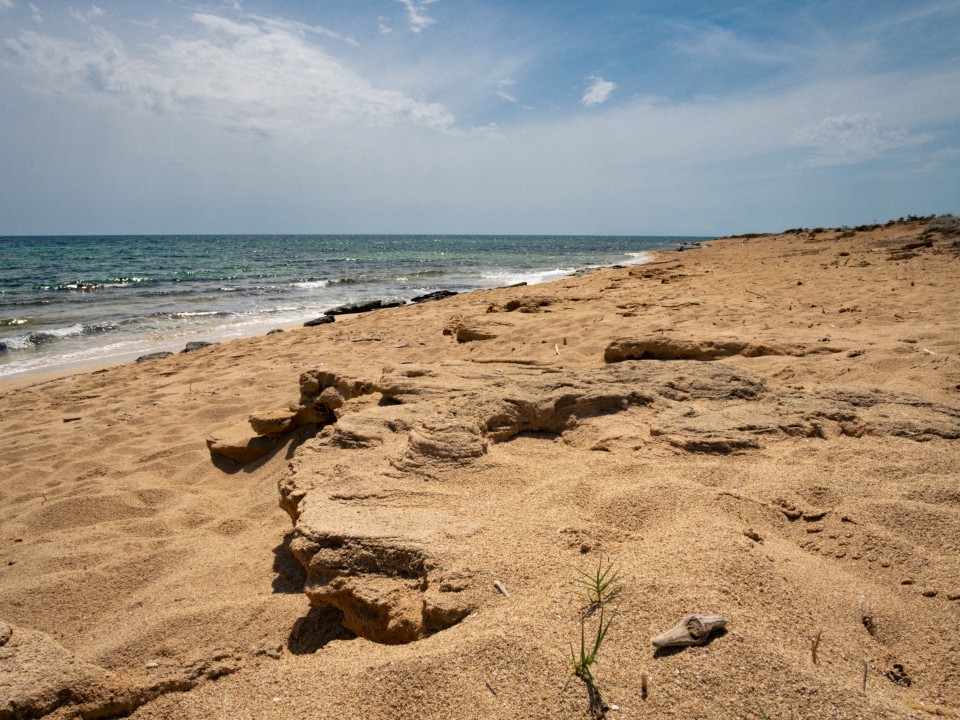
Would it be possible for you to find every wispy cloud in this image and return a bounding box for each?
[794,114,933,166]
[28,2,41,23]
[496,78,516,103]
[582,76,616,107]
[70,4,105,24]
[3,11,456,137]
[674,24,793,65]
[0,0,14,11]
[377,16,393,34]
[398,0,438,33]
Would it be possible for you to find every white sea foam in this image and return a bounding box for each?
[292,279,330,289]
[622,251,653,265]
[481,267,576,287]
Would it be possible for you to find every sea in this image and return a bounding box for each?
[0,234,710,379]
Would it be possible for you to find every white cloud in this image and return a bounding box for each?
[496,78,516,103]
[28,2,41,23]
[0,0,14,11]
[582,76,616,107]
[3,12,457,137]
[398,0,438,33]
[70,4,105,24]
[794,114,933,166]
[378,16,393,34]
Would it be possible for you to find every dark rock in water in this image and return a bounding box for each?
[267,329,285,335]
[136,351,173,363]
[0,341,7,353]
[28,332,57,345]
[304,316,335,327]
[182,341,219,353]
[324,299,404,316]
[612,264,626,269]
[411,290,458,304]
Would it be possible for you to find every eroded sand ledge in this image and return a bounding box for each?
[2,219,960,719]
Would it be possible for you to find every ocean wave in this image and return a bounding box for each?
[165,311,230,319]
[0,321,120,351]
[331,268,447,286]
[35,277,154,292]
[0,317,31,327]
[481,267,575,286]
[622,252,653,265]
[291,279,330,289]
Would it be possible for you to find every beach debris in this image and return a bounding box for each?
[63,416,82,423]
[811,628,823,664]
[304,315,335,327]
[136,351,173,363]
[484,679,498,696]
[493,580,511,598]
[651,614,727,648]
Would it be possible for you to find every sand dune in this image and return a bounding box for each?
[2,218,959,719]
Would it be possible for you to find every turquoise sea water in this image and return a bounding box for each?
[0,234,709,378]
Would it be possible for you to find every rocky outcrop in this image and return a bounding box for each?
[604,335,843,362]
[410,290,458,303]
[257,358,960,645]
[324,299,404,316]
[486,295,552,313]
[0,621,240,720]
[206,423,279,464]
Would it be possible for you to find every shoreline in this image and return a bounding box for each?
[2,218,958,720]
[0,248,671,389]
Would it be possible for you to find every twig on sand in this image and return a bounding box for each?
[810,629,823,665]
[493,580,510,598]
[484,679,498,696]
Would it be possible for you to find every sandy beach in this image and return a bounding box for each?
[2,218,959,719]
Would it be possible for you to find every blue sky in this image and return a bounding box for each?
[1,0,958,235]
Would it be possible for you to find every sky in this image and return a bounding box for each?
[1,0,959,236]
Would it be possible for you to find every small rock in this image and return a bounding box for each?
[0,621,12,646]
[182,341,218,353]
[901,578,915,585]
[207,423,279,464]
[267,329,285,335]
[146,661,159,669]
[743,529,763,543]
[136,351,173,363]
[304,316,335,327]
[7,559,15,566]
[885,663,912,687]
[921,589,938,598]
[410,290,458,304]
[249,409,296,436]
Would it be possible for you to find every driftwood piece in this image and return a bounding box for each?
[651,614,727,648]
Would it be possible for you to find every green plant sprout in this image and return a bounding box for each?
[573,555,621,617]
